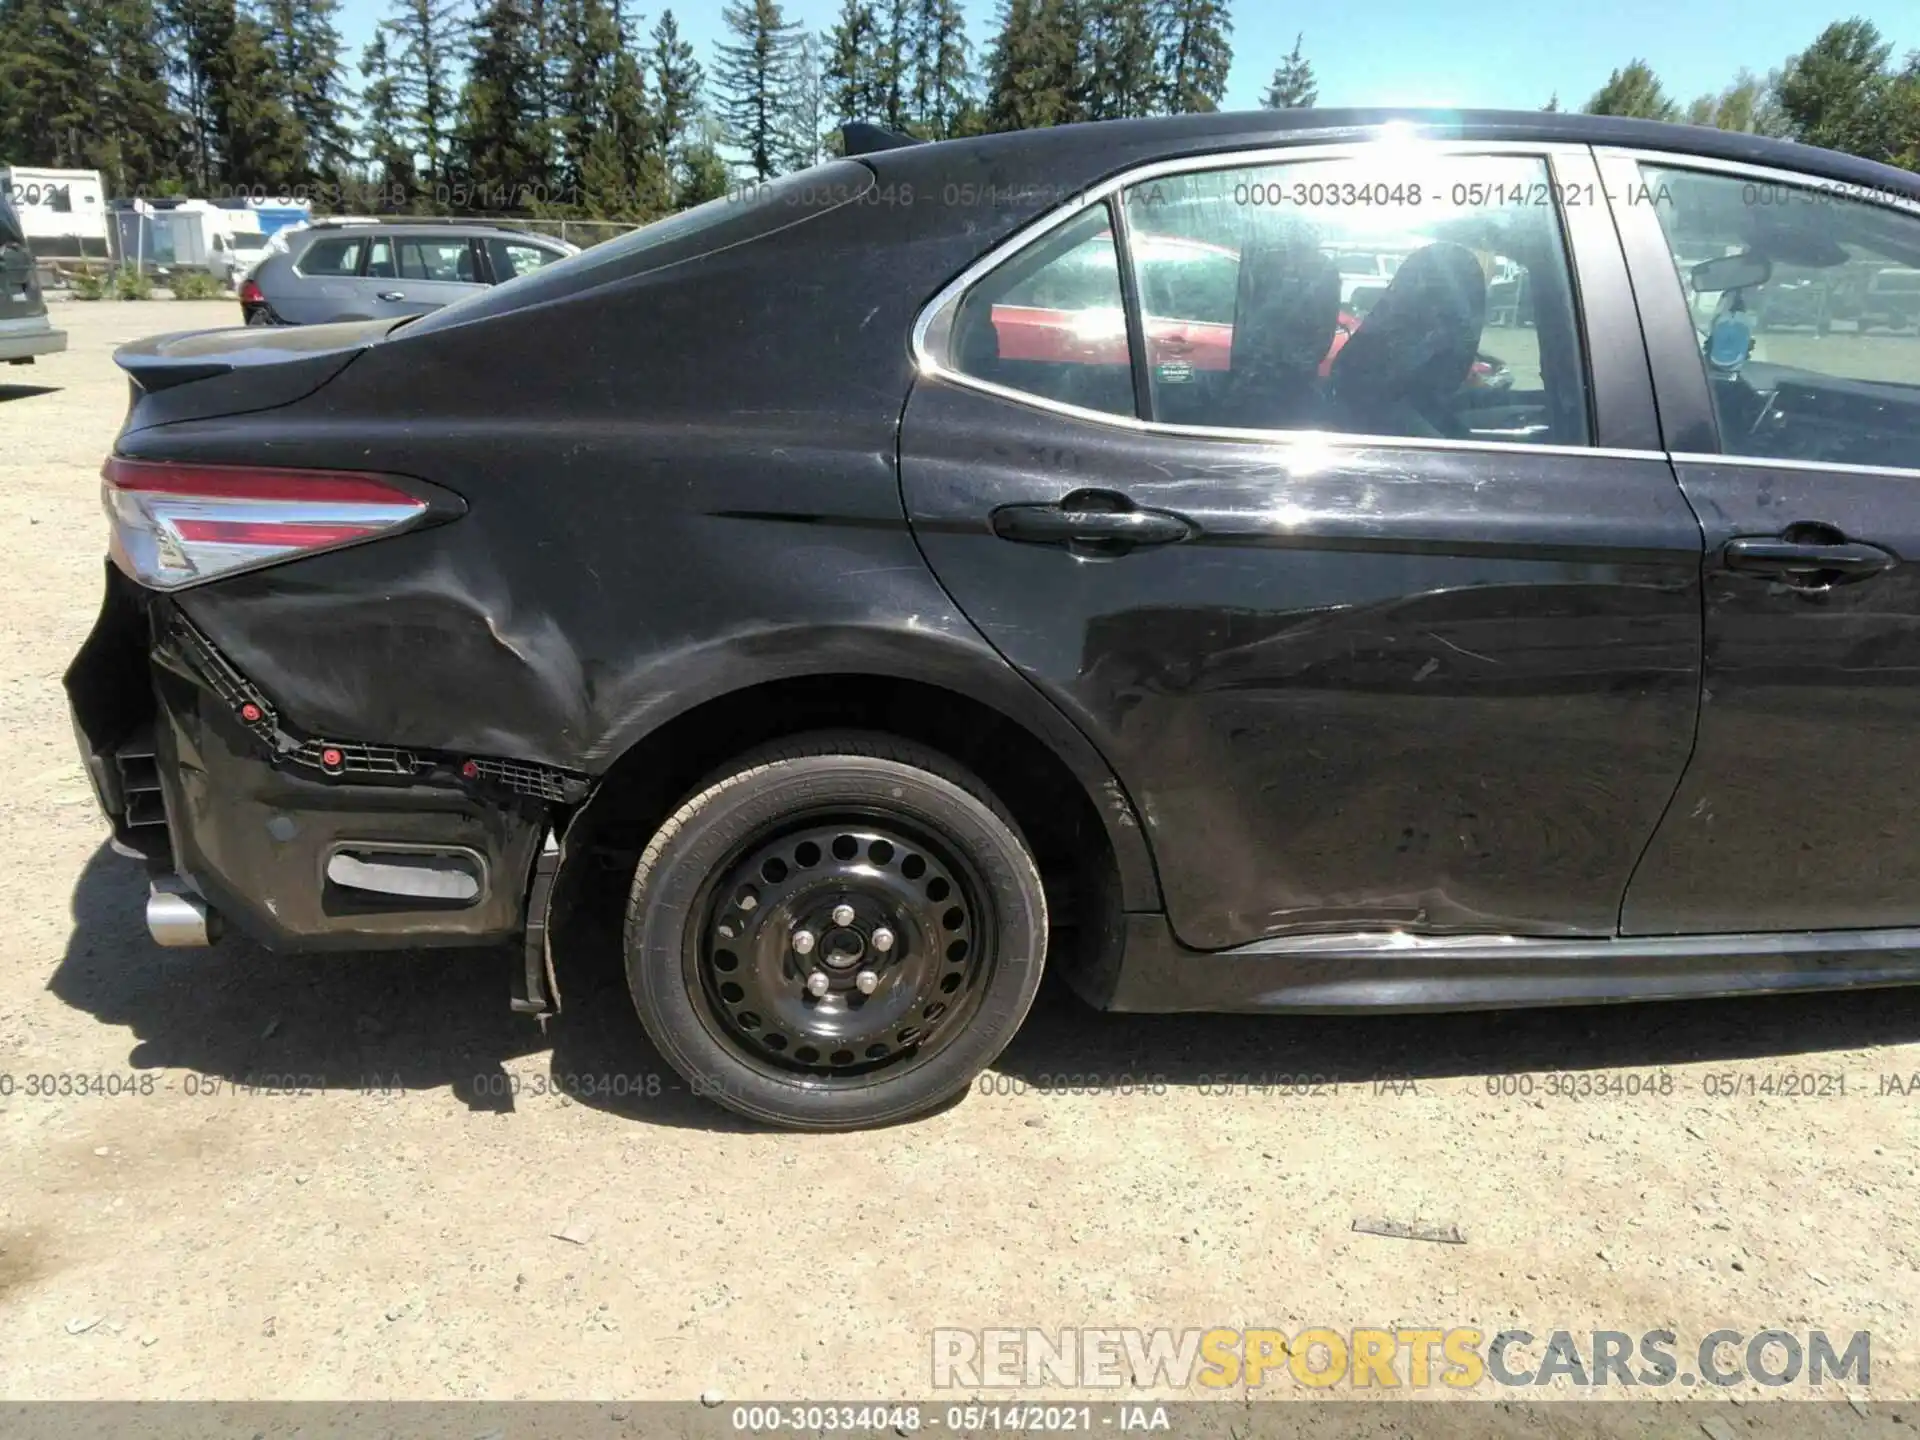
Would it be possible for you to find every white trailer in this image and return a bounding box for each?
[0,166,110,262]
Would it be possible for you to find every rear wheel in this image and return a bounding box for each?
[623,732,1048,1130]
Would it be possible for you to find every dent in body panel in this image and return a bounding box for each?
[901,380,1704,950]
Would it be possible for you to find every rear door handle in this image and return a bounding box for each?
[991,490,1195,553]
[1724,534,1896,585]
[377,290,405,302]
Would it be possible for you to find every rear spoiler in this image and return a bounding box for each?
[839,122,924,156]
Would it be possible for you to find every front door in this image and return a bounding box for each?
[901,142,1703,951]
[1609,154,1920,934]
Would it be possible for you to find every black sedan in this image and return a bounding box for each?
[67,109,1920,1129]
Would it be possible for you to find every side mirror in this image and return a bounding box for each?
[1706,313,1754,372]
[1692,252,1771,294]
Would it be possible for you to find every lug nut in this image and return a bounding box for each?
[791,929,816,956]
[806,971,830,997]
[855,969,879,994]
[871,927,895,953]
[831,903,855,927]
[738,890,758,912]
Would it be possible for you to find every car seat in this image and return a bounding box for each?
[1330,242,1486,439]
[1214,234,1340,429]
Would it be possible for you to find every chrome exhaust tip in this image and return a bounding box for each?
[147,878,220,948]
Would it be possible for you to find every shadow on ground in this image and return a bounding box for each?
[0,383,60,402]
[49,843,1920,1132]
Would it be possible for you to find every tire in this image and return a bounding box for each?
[623,731,1048,1130]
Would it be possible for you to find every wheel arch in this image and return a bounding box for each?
[544,636,1161,1007]
[569,639,1157,907]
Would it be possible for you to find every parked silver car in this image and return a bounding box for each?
[239,222,576,325]
[0,190,67,364]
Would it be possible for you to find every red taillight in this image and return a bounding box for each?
[239,278,265,305]
[102,457,429,590]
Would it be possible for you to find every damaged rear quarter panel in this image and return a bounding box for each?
[119,192,1001,775]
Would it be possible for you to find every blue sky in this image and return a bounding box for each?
[330,0,1917,116]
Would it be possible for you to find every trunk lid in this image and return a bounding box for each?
[114,317,403,431]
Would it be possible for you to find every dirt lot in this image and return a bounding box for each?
[0,299,1917,1411]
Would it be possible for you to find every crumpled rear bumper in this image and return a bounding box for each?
[65,564,579,952]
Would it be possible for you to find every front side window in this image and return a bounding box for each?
[948,206,1134,418]
[1120,153,1588,443]
[1638,164,1920,469]
[299,236,365,277]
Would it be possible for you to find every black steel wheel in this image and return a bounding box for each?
[623,732,1048,1129]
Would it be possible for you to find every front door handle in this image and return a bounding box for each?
[1724,532,1896,586]
[377,290,406,302]
[991,489,1195,554]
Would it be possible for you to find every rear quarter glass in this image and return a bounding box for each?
[403,160,878,335]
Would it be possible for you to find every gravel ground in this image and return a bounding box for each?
[0,299,1916,1411]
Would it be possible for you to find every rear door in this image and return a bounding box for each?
[901,140,1703,951]
[1603,151,1920,934]
[362,233,485,318]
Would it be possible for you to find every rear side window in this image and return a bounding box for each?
[934,150,1592,448]
[948,206,1134,418]
[400,237,476,281]
[1637,163,1920,468]
[298,236,365,277]
[1118,153,1588,443]
[487,239,561,281]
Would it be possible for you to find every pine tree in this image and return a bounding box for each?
[358,27,418,203]
[985,0,1082,130]
[649,9,704,207]
[96,0,185,192]
[459,0,552,208]
[164,0,231,189]
[1262,32,1315,108]
[551,0,622,204]
[825,0,883,123]
[1080,0,1160,120]
[875,0,909,128]
[714,0,801,180]
[905,0,971,136]
[1155,0,1229,115]
[257,0,352,182]
[1,0,87,168]
[604,0,664,218]
[386,0,462,187]
[679,131,731,206]
[215,9,306,187]
[551,0,659,217]
[1542,92,1560,112]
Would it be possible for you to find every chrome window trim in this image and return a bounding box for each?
[909,137,1606,460]
[1597,147,1920,220]
[1671,452,1920,482]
